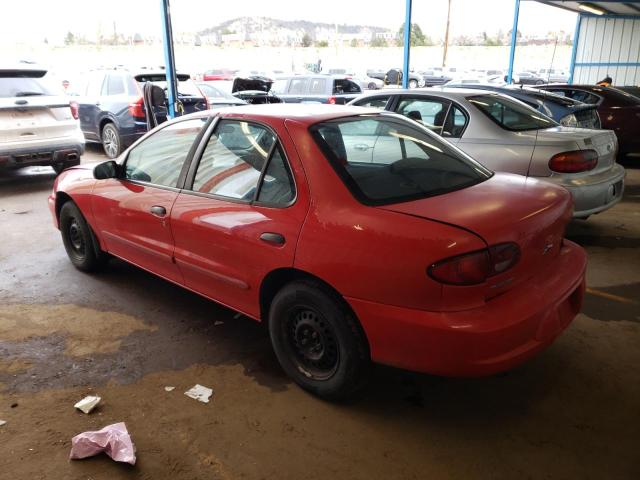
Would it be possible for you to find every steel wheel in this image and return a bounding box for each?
[67,218,85,255]
[285,308,340,380]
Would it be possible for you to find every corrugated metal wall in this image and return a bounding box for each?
[573,15,640,86]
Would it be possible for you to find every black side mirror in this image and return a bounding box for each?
[94,160,119,180]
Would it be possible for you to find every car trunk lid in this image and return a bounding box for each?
[0,96,75,144]
[379,173,572,297]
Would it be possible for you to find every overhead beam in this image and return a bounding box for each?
[160,0,178,119]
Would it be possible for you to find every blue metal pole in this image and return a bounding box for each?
[506,0,520,84]
[402,0,412,89]
[568,13,582,84]
[160,0,178,118]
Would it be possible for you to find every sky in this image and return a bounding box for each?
[1,0,577,44]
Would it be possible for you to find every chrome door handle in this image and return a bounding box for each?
[150,205,167,217]
[260,232,285,246]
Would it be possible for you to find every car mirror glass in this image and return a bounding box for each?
[93,160,118,180]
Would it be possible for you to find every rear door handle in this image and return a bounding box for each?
[260,232,285,246]
[150,205,167,217]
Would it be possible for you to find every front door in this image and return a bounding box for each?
[171,118,308,319]
[91,118,207,283]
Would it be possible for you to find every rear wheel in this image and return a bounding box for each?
[102,123,122,159]
[268,280,370,400]
[368,82,377,90]
[409,79,419,89]
[59,202,108,272]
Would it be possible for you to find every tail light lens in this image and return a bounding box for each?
[128,97,145,118]
[549,149,597,173]
[69,101,79,120]
[428,243,520,286]
[327,96,337,104]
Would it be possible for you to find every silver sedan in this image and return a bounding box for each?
[350,88,625,219]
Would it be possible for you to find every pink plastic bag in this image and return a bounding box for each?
[69,422,136,465]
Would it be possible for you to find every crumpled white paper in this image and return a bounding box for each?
[184,384,213,403]
[69,422,136,465]
[74,395,101,414]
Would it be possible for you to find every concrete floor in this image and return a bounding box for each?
[0,144,639,479]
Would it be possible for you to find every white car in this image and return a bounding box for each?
[0,65,84,174]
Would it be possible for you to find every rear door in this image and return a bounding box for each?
[91,118,207,283]
[78,71,106,140]
[280,77,309,103]
[170,118,309,318]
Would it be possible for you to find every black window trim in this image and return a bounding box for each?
[443,101,470,139]
[309,113,491,207]
[118,116,213,192]
[181,117,298,208]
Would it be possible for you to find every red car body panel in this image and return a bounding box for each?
[49,105,587,377]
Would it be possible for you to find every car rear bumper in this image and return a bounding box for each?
[542,164,625,218]
[0,140,85,170]
[346,239,587,377]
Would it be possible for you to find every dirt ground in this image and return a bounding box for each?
[1,145,639,479]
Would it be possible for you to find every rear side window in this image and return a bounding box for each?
[256,147,296,205]
[468,94,557,131]
[311,116,491,205]
[125,119,205,187]
[443,105,468,138]
[192,120,276,200]
[309,78,327,94]
[396,98,450,133]
[106,75,125,95]
[354,96,390,110]
[333,79,361,94]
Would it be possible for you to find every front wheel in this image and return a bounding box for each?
[59,202,108,272]
[409,79,419,88]
[268,280,370,400]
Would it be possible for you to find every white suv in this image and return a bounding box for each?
[0,65,84,174]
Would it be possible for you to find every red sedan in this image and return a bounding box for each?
[48,105,587,399]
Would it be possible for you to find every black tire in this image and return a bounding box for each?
[59,201,108,272]
[409,79,419,89]
[268,280,370,400]
[535,80,544,85]
[102,123,122,159]
[368,82,377,90]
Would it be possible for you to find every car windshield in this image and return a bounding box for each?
[468,94,558,131]
[198,83,238,101]
[310,115,492,206]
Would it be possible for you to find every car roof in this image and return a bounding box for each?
[177,103,380,125]
[356,87,498,100]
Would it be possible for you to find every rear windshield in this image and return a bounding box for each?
[468,94,558,131]
[0,76,57,97]
[310,115,491,206]
[333,79,361,94]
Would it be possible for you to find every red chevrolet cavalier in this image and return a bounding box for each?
[49,104,586,399]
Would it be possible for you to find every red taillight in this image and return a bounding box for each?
[69,101,79,120]
[327,96,337,104]
[428,243,520,286]
[548,149,597,173]
[128,97,145,118]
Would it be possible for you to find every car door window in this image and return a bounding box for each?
[125,119,205,187]
[309,78,327,95]
[106,74,125,95]
[396,98,450,134]
[288,78,309,95]
[355,96,391,110]
[256,146,296,205]
[86,72,105,96]
[443,105,468,138]
[192,120,276,200]
[567,90,600,104]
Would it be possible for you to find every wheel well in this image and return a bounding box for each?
[99,118,114,137]
[260,268,350,322]
[55,192,73,223]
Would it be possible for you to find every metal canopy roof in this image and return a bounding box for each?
[532,1,640,16]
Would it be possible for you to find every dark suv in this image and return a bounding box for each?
[71,69,208,158]
[272,75,362,104]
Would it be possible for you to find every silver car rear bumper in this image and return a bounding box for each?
[539,164,626,218]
